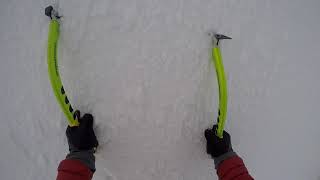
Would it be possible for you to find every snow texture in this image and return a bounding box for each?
[1,0,320,179]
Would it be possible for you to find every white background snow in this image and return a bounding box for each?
[1,0,320,179]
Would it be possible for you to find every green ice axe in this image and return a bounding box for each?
[211,34,231,138]
[45,6,80,126]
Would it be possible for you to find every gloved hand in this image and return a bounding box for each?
[205,125,236,167]
[66,113,99,151]
[65,112,99,172]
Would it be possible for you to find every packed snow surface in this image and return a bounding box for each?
[1,0,320,179]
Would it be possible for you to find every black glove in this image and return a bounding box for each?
[66,113,99,151]
[204,125,233,158]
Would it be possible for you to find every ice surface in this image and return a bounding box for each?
[1,0,320,179]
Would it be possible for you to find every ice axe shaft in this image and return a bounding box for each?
[46,6,79,126]
[211,34,231,138]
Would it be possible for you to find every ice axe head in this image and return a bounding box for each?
[213,34,232,46]
[45,5,60,19]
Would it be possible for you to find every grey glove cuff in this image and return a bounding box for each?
[66,150,96,172]
[213,151,237,169]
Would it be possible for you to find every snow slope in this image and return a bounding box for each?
[1,0,320,179]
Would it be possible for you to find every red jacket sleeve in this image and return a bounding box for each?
[217,155,253,180]
[56,159,93,180]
